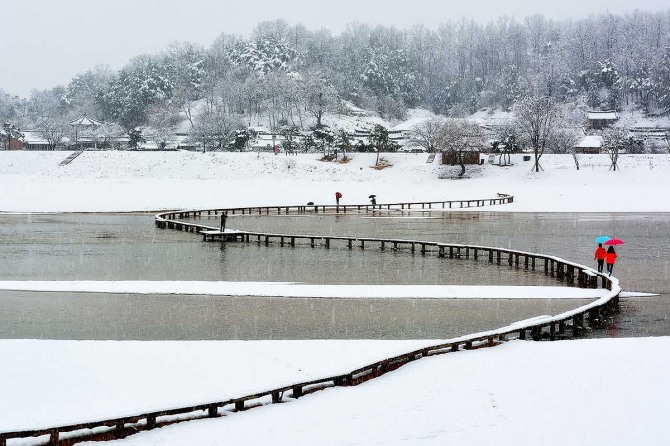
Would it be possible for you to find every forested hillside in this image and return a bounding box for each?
[1,11,670,137]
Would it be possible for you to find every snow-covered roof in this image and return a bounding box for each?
[587,111,618,120]
[69,116,103,127]
[575,135,603,148]
[21,131,49,144]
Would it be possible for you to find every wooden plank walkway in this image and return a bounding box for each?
[0,193,622,446]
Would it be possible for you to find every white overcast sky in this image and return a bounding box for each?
[1,0,668,97]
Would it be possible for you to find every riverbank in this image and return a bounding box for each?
[1,151,669,213]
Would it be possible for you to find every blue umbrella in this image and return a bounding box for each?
[594,235,612,244]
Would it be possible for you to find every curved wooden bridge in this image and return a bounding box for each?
[0,194,621,446]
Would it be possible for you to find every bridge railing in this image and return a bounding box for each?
[154,194,514,225]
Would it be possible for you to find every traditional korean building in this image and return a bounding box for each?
[587,110,618,130]
[574,135,604,154]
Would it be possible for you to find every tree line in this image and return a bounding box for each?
[1,11,670,149]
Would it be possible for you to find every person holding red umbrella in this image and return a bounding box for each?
[603,238,623,276]
[605,245,618,276]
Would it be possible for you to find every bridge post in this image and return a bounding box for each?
[48,429,59,446]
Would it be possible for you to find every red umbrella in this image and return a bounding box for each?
[604,238,624,246]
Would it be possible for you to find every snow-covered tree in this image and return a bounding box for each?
[361,46,418,110]
[333,128,352,160]
[409,118,444,153]
[1,122,23,149]
[514,95,561,172]
[100,55,172,129]
[228,38,298,74]
[163,42,206,128]
[36,116,69,150]
[436,118,485,177]
[628,68,655,114]
[146,104,180,149]
[0,89,22,123]
[190,110,243,152]
[369,124,398,165]
[654,48,670,114]
[127,128,145,150]
[302,71,338,129]
[602,127,627,171]
[493,123,523,165]
[312,126,335,157]
[279,125,300,154]
[67,65,114,118]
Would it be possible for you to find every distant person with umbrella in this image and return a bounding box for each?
[335,191,342,206]
[220,211,228,233]
[605,246,617,276]
[369,194,377,206]
[594,243,607,273]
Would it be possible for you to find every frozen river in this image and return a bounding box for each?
[0,211,667,339]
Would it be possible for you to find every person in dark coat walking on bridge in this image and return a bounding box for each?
[220,212,228,233]
[594,243,606,273]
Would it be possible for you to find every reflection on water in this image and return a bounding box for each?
[0,212,668,340]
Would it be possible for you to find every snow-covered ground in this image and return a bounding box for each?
[1,151,669,213]
[0,281,608,299]
[101,337,668,446]
[0,339,438,432]
[4,337,668,446]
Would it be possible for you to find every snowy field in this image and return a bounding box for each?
[1,151,669,213]
[2,337,661,446]
[0,339,440,432]
[5,337,668,446]
[96,337,667,446]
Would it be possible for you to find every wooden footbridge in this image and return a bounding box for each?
[1,194,622,446]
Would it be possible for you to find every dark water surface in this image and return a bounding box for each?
[0,212,667,340]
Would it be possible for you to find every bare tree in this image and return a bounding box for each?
[514,95,561,172]
[549,127,582,170]
[190,109,243,152]
[37,116,69,150]
[89,122,124,149]
[493,123,523,166]
[302,70,338,129]
[602,127,628,171]
[409,118,444,152]
[147,104,180,149]
[436,118,486,177]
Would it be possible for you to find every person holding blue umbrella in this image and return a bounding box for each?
[593,236,610,273]
[594,243,607,273]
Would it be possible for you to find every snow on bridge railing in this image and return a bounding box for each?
[153,194,515,223]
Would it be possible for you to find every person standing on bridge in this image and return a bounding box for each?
[220,212,228,233]
[605,246,617,276]
[594,243,606,273]
[335,191,342,206]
